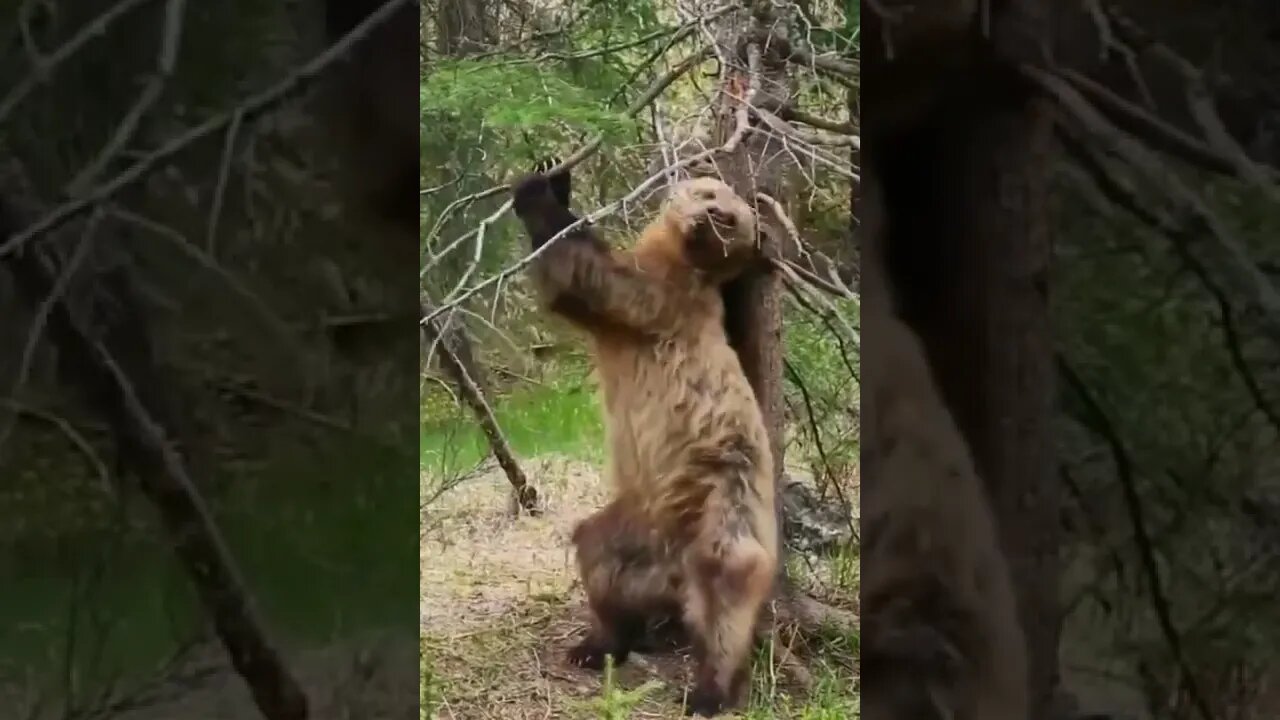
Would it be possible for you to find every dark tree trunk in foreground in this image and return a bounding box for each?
[863,1,1060,714]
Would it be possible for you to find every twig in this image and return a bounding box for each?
[66,0,188,197]
[192,372,354,433]
[108,207,300,350]
[1058,357,1214,720]
[424,131,742,325]
[783,359,856,540]
[205,108,244,255]
[755,192,856,299]
[0,399,111,494]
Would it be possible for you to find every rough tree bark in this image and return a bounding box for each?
[708,1,795,584]
[705,5,859,636]
[862,1,1060,715]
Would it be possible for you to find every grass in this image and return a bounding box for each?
[421,585,858,720]
[421,370,605,476]
[2,431,419,701]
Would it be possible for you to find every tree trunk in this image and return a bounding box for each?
[709,2,797,579]
[863,2,1061,714]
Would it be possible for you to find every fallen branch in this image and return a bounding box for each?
[422,306,539,514]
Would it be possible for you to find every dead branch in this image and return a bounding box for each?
[775,589,858,634]
[778,104,856,136]
[423,115,753,324]
[422,305,539,515]
[781,44,856,88]
[1058,68,1249,180]
[1056,125,1280,439]
[783,358,855,539]
[1097,2,1279,182]
[0,399,111,493]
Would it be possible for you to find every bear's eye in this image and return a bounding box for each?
[695,189,716,201]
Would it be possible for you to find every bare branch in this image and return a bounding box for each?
[0,206,102,458]
[205,108,244,255]
[778,105,856,136]
[1056,125,1280,439]
[1057,69,1249,179]
[66,0,188,197]
[423,307,539,514]
[424,107,762,324]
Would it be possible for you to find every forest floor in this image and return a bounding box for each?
[420,455,859,720]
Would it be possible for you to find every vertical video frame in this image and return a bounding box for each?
[421,0,858,716]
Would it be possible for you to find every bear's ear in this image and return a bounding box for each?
[532,157,571,208]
